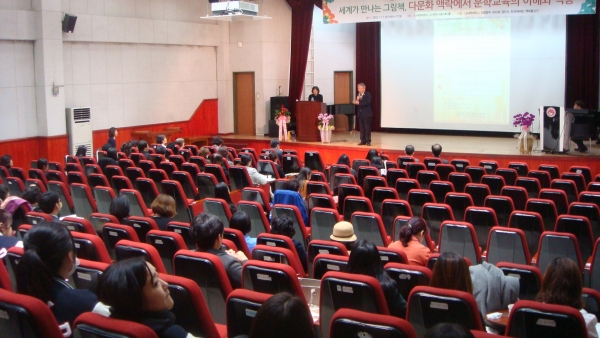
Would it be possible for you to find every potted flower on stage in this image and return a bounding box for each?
[513,112,536,154]
[275,106,291,141]
[318,113,335,143]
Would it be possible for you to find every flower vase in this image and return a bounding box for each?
[320,128,332,143]
[518,126,534,154]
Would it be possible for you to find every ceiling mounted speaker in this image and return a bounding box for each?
[62,13,77,33]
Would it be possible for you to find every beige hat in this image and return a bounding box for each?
[330,221,357,242]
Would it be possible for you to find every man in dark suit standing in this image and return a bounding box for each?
[353,83,372,146]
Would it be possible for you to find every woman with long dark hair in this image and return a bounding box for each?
[110,195,130,224]
[16,222,98,332]
[388,216,431,266]
[337,153,357,180]
[98,257,192,338]
[537,257,599,337]
[346,239,406,317]
[296,167,312,200]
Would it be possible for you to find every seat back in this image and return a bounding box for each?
[282,154,302,174]
[484,195,514,227]
[312,254,349,279]
[421,203,454,244]
[406,162,426,179]
[525,198,558,232]
[551,179,579,204]
[271,204,309,249]
[226,289,271,338]
[506,300,587,338]
[439,221,481,264]
[496,262,542,301]
[384,262,432,301]
[230,165,255,191]
[161,180,193,223]
[126,216,159,243]
[242,260,305,300]
[480,174,506,195]
[332,173,357,195]
[407,286,484,337]
[304,150,325,172]
[72,259,109,294]
[102,223,140,259]
[237,201,270,237]
[536,231,582,274]
[92,185,116,215]
[407,189,435,217]
[320,271,390,338]
[307,240,348,278]
[203,198,232,227]
[555,214,594,263]
[47,181,74,215]
[6,177,24,197]
[343,196,374,221]
[251,244,306,277]
[508,211,544,257]
[351,212,390,246]
[70,183,98,219]
[0,289,68,338]
[71,232,112,264]
[196,172,218,200]
[485,227,531,265]
[539,188,569,215]
[496,168,518,186]
[465,166,485,184]
[173,250,233,325]
[516,177,542,199]
[74,312,158,338]
[330,308,417,338]
[146,230,187,274]
[569,202,600,239]
[115,240,167,273]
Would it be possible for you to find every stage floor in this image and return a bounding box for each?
[225,131,600,158]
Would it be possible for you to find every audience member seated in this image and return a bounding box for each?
[1,154,13,170]
[218,146,233,166]
[138,140,151,160]
[268,152,285,178]
[190,213,248,289]
[241,154,272,198]
[388,216,431,266]
[536,257,600,338]
[230,211,256,252]
[273,179,309,226]
[270,139,283,164]
[97,257,194,338]
[39,191,62,220]
[151,194,177,231]
[155,146,168,158]
[270,215,308,273]
[17,222,99,332]
[297,167,312,200]
[75,145,87,160]
[107,127,118,148]
[121,142,133,157]
[248,292,317,338]
[37,157,49,172]
[0,184,9,203]
[21,186,42,212]
[98,147,118,175]
[430,252,519,315]
[0,209,20,250]
[330,221,357,251]
[366,149,379,162]
[211,154,230,181]
[405,144,419,161]
[215,182,237,214]
[423,323,474,338]
[198,147,211,162]
[101,143,112,152]
[211,136,224,151]
[371,156,385,176]
[431,143,449,164]
[346,239,406,317]
[337,153,358,179]
[110,195,130,225]
[156,134,167,149]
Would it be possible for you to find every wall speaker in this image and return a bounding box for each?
[62,13,77,33]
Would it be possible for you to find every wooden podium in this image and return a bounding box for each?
[296,101,326,142]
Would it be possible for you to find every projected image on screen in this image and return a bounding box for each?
[433,18,510,124]
[380,16,566,133]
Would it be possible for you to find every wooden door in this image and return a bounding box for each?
[234,72,255,135]
[334,71,353,104]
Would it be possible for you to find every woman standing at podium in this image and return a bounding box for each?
[308,86,323,102]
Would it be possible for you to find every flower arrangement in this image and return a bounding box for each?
[513,112,535,130]
[318,113,335,131]
[275,105,291,119]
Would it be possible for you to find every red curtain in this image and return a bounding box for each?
[356,22,381,131]
[565,12,599,109]
[286,0,322,115]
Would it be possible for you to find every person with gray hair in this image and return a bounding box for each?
[353,83,373,146]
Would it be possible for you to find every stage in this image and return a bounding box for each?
[222,131,600,175]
